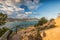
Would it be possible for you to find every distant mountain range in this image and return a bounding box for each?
[6,18,39,22]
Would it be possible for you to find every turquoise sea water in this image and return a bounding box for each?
[4,21,38,31]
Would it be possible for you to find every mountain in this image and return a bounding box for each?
[6,18,39,22]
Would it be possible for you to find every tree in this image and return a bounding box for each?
[0,12,7,25]
[46,18,56,29]
[34,17,48,40]
[50,18,55,21]
[0,27,9,37]
[38,17,48,26]
[35,26,42,40]
[34,17,48,30]
[34,17,56,40]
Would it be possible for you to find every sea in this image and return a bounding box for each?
[0,21,38,31]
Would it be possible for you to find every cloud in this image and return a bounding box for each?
[0,0,25,18]
[16,12,32,18]
[24,0,40,10]
[0,0,40,18]
[25,12,32,14]
[0,0,21,7]
[16,14,27,18]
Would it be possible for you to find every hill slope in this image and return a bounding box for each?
[43,27,60,40]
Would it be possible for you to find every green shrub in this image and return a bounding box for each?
[0,27,9,37]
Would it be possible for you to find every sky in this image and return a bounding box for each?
[0,0,60,19]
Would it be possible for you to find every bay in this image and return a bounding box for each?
[1,21,38,31]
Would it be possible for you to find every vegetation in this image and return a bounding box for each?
[28,34,34,40]
[37,17,48,26]
[0,12,7,25]
[34,17,56,30]
[46,18,56,29]
[0,27,9,37]
[0,12,8,37]
[34,17,56,40]
[34,17,48,40]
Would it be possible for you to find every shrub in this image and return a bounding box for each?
[0,27,9,37]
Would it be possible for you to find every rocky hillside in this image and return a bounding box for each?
[9,16,60,40]
[43,16,60,40]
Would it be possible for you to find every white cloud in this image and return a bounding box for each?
[0,0,25,18]
[34,16,40,19]
[15,8,24,11]
[24,0,40,10]
[16,12,32,18]
[16,14,27,18]
[25,12,32,14]
[0,0,40,18]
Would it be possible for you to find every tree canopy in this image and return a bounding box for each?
[34,17,48,27]
[0,27,9,37]
[0,12,7,25]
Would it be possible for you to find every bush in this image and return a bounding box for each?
[0,12,7,26]
[35,32,42,40]
[34,17,56,40]
[46,25,56,29]
[0,27,9,37]
[38,17,48,26]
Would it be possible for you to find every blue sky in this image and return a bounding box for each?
[35,0,60,19]
[0,0,60,19]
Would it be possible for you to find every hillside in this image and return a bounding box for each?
[9,16,60,40]
[43,27,60,40]
[42,16,60,40]
[54,16,60,27]
[10,27,60,40]
[6,18,39,22]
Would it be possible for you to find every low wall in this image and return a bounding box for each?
[0,30,11,40]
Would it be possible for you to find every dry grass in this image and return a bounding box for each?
[43,27,60,40]
[43,17,60,40]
